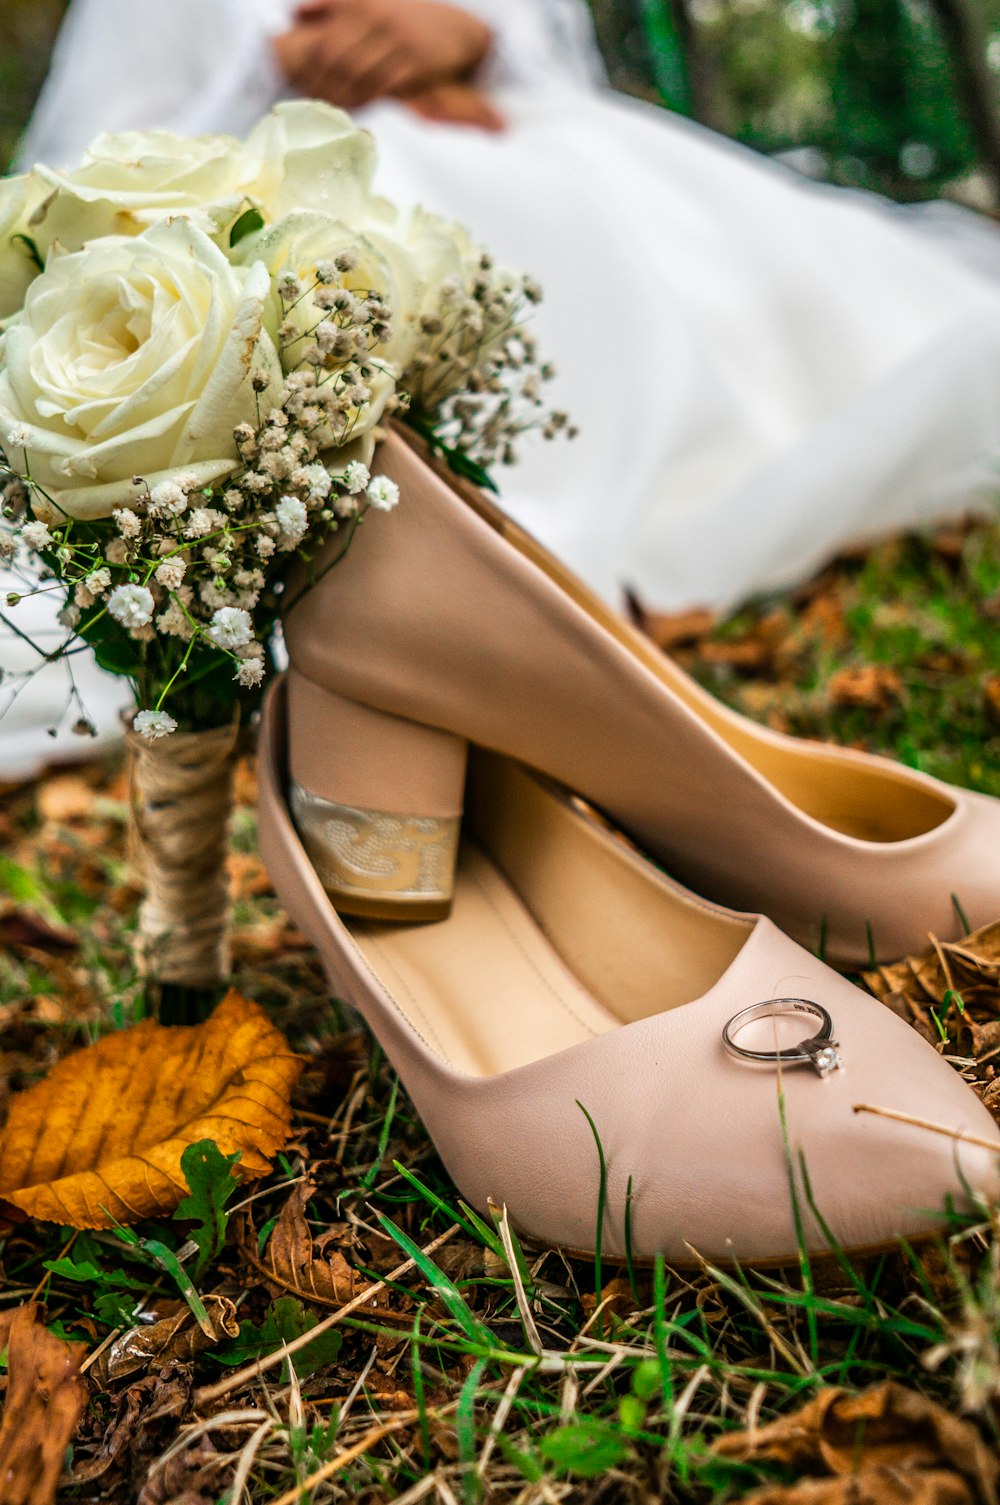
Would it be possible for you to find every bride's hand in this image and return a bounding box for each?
[274,0,493,112]
[400,82,505,132]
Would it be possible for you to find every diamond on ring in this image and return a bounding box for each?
[804,1041,842,1077]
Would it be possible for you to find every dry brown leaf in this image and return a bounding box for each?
[624,591,717,649]
[227,850,274,901]
[744,1471,973,1504]
[581,1276,636,1321]
[864,922,1000,1019]
[90,1296,239,1387]
[0,989,302,1227]
[981,677,1000,729]
[0,905,78,954]
[35,772,98,824]
[0,1302,87,1505]
[713,1383,998,1505]
[698,636,774,672]
[827,664,903,711]
[256,1181,357,1306]
[137,1436,231,1505]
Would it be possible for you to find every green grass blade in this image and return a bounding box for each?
[374,1212,496,1347]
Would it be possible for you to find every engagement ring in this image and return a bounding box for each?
[722,999,842,1077]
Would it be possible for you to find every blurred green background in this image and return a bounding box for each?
[2,0,999,203]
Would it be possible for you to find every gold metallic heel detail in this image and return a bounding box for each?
[289,781,459,922]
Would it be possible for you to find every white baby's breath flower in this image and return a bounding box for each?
[314,320,339,353]
[7,422,33,450]
[366,476,400,512]
[260,449,292,481]
[236,658,266,688]
[342,460,370,495]
[149,479,188,517]
[207,605,253,650]
[275,494,308,539]
[85,566,111,597]
[255,534,275,559]
[184,507,225,539]
[200,580,235,610]
[298,463,332,501]
[134,708,178,740]
[108,582,155,628]
[20,520,53,550]
[113,507,142,538]
[157,601,194,639]
[58,603,81,629]
[155,558,187,590]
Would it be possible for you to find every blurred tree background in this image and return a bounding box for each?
[2,0,999,203]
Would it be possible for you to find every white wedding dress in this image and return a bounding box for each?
[4,0,1000,776]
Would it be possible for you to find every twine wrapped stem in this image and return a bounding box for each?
[127,719,240,999]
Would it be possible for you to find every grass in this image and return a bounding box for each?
[676,518,1000,798]
[2,514,1000,1502]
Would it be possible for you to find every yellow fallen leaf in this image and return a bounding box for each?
[0,989,302,1228]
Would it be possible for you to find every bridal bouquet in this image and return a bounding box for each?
[0,102,565,1006]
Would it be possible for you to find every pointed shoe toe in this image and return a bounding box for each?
[258,679,999,1267]
[281,426,1000,964]
[437,921,1000,1265]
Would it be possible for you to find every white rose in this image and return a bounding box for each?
[0,174,46,321]
[0,218,281,520]
[375,203,470,298]
[27,128,259,258]
[244,101,378,223]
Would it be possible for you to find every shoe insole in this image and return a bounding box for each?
[350,841,619,1077]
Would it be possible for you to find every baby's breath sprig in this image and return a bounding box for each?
[403,252,575,471]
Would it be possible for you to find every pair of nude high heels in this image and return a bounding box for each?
[258,427,1000,1265]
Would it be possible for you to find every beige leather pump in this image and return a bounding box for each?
[281,426,1000,966]
[259,677,999,1265]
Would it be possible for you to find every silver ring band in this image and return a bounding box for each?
[722,998,842,1076]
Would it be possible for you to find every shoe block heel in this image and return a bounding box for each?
[285,670,467,922]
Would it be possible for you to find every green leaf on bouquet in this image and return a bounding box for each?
[91,636,144,677]
[442,447,499,493]
[74,607,144,677]
[402,407,500,494]
[229,207,265,248]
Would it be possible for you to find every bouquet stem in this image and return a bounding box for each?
[126,718,239,1019]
